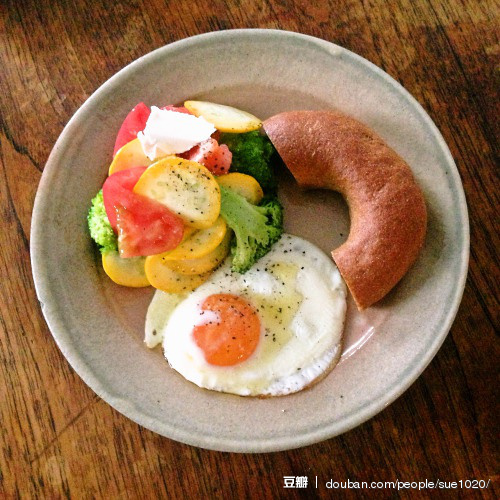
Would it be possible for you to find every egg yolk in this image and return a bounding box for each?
[193,294,260,366]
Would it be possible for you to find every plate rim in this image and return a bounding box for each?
[31,29,469,453]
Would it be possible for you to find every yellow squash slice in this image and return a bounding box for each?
[102,251,150,287]
[184,101,262,133]
[164,229,232,275]
[144,259,212,294]
[109,138,153,175]
[159,216,227,262]
[216,173,264,204]
[133,157,221,229]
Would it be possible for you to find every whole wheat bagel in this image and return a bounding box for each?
[263,110,427,310]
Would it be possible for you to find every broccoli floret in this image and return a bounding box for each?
[87,190,117,254]
[219,131,277,192]
[219,185,283,273]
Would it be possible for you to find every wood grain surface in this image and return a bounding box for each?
[1,0,498,498]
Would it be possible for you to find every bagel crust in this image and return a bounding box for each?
[263,110,427,310]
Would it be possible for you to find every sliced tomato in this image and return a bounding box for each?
[210,143,232,175]
[162,105,192,114]
[115,197,184,258]
[102,167,147,231]
[102,166,184,257]
[113,103,194,156]
[181,138,232,175]
[113,102,151,156]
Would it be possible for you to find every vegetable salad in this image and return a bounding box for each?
[88,101,283,292]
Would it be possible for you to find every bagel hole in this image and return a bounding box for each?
[276,162,350,256]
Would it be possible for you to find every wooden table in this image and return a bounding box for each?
[1,0,498,497]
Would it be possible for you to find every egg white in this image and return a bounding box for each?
[144,291,187,348]
[160,234,347,396]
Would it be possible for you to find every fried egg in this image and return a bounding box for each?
[152,234,347,396]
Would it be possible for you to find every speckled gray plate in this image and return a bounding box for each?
[31,30,469,452]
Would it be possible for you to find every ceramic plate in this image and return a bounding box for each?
[31,30,469,452]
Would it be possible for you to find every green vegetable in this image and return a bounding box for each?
[219,185,283,273]
[219,131,277,192]
[87,190,117,254]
